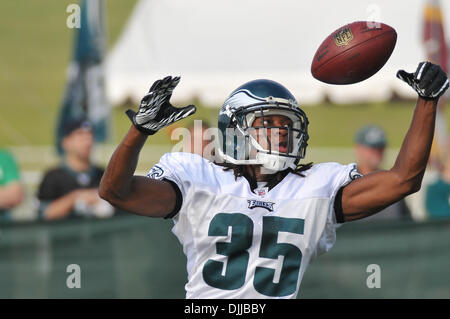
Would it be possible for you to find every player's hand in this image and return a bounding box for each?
[397,62,449,101]
[126,76,196,135]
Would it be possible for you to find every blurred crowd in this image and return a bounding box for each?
[1,120,449,223]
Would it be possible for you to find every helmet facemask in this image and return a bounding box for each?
[217,97,309,172]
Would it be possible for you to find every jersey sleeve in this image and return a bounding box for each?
[147,153,194,197]
[313,162,360,259]
[36,170,62,220]
[37,170,59,201]
[146,152,206,218]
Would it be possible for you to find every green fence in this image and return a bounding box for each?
[0,215,449,298]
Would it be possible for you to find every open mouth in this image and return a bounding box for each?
[276,141,288,153]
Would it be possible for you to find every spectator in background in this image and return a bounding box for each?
[425,139,450,219]
[0,149,24,222]
[354,124,411,221]
[37,119,114,220]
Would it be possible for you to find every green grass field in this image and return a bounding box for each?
[113,100,440,149]
[1,0,449,149]
[0,0,138,146]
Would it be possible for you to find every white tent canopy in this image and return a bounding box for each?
[106,0,450,106]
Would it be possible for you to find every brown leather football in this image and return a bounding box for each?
[311,21,397,85]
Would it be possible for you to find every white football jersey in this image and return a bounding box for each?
[147,152,357,299]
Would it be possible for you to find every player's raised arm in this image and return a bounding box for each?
[99,76,196,217]
[339,62,449,222]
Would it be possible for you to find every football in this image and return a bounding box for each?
[311,21,397,84]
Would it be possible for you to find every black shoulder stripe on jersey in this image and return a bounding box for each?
[163,178,183,219]
[334,187,345,224]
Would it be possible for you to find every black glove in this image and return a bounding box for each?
[397,62,449,100]
[126,76,196,135]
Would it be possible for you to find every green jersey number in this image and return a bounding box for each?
[203,213,253,290]
[202,213,305,297]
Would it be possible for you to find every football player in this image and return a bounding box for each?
[99,62,448,298]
